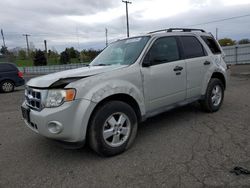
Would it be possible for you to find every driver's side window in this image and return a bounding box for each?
[147,37,180,66]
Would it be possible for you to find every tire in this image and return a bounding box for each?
[88,101,138,157]
[0,80,14,93]
[200,78,224,112]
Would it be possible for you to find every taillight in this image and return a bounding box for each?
[18,71,23,78]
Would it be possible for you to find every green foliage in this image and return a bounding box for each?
[0,46,8,55]
[33,50,47,66]
[81,49,102,62]
[60,51,70,64]
[60,47,81,64]
[48,49,59,58]
[66,47,80,59]
[29,50,36,59]
[18,50,27,60]
[218,38,236,46]
[16,59,33,67]
[238,38,250,45]
[48,49,59,65]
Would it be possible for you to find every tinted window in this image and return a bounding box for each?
[0,64,16,72]
[147,37,180,65]
[181,36,205,59]
[201,36,221,54]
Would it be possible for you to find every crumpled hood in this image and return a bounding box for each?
[27,65,128,88]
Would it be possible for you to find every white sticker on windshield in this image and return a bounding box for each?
[125,37,142,43]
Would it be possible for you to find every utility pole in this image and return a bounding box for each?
[216,28,218,40]
[1,29,6,48]
[44,40,48,61]
[23,34,30,55]
[105,28,108,47]
[122,0,132,38]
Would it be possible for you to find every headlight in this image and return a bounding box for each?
[45,89,76,108]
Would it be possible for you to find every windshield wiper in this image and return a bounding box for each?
[93,63,111,66]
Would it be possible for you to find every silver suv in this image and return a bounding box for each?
[21,28,227,156]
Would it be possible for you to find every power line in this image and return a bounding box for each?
[186,14,250,27]
[122,0,132,38]
[3,13,250,37]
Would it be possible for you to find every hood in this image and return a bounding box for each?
[27,65,128,88]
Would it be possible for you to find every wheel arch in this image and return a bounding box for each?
[211,72,226,89]
[0,78,15,85]
[90,93,142,123]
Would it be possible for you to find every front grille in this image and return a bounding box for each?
[25,87,42,111]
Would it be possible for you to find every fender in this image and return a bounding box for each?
[85,80,146,116]
[201,65,227,95]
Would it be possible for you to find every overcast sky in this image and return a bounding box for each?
[1,0,250,52]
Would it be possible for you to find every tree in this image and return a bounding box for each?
[238,38,250,45]
[0,46,8,55]
[18,49,27,60]
[81,49,102,62]
[48,49,59,64]
[66,47,80,59]
[218,38,236,46]
[33,50,47,66]
[60,51,70,64]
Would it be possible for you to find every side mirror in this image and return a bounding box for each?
[142,53,151,67]
[142,60,151,67]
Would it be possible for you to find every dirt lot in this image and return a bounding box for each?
[1,75,250,187]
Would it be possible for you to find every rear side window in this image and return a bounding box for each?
[201,36,221,54]
[0,64,16,72]
[180,36,205,59]
[147,37,180,65]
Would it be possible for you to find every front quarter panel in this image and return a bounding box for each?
[67,65,146,116]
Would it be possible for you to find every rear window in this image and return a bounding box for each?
[180,36,205,59]
[201,36,221,54]
[0,64,16,72]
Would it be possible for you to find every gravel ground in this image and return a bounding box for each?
[0,76,250,188]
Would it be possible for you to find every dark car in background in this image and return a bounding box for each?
[0,63,25,93]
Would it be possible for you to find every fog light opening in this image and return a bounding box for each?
[48,121,63,134]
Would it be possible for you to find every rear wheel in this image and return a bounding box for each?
[0,80,14,93]
[88,101,138,156]
[200,78,224,112]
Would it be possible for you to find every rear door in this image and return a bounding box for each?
[0,63,18,82]
[141,36,187,112]
[179,36,210,98]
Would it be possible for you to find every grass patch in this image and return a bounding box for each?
[16,59,33,67]
[13,58,88,67]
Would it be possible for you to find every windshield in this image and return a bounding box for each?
[90,36,150,66]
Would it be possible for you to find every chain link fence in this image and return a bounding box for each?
[223,44,250,64]
[18,63,89,74]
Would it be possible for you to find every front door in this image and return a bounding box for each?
[141,36,187,112]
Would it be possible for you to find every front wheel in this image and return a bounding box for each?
[88,101,138,156]
[200,78,224,112]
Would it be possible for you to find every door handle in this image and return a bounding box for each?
[204,61,211,65]
[173,66,183,71]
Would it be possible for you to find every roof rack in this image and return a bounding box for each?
[148,28,206,34]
